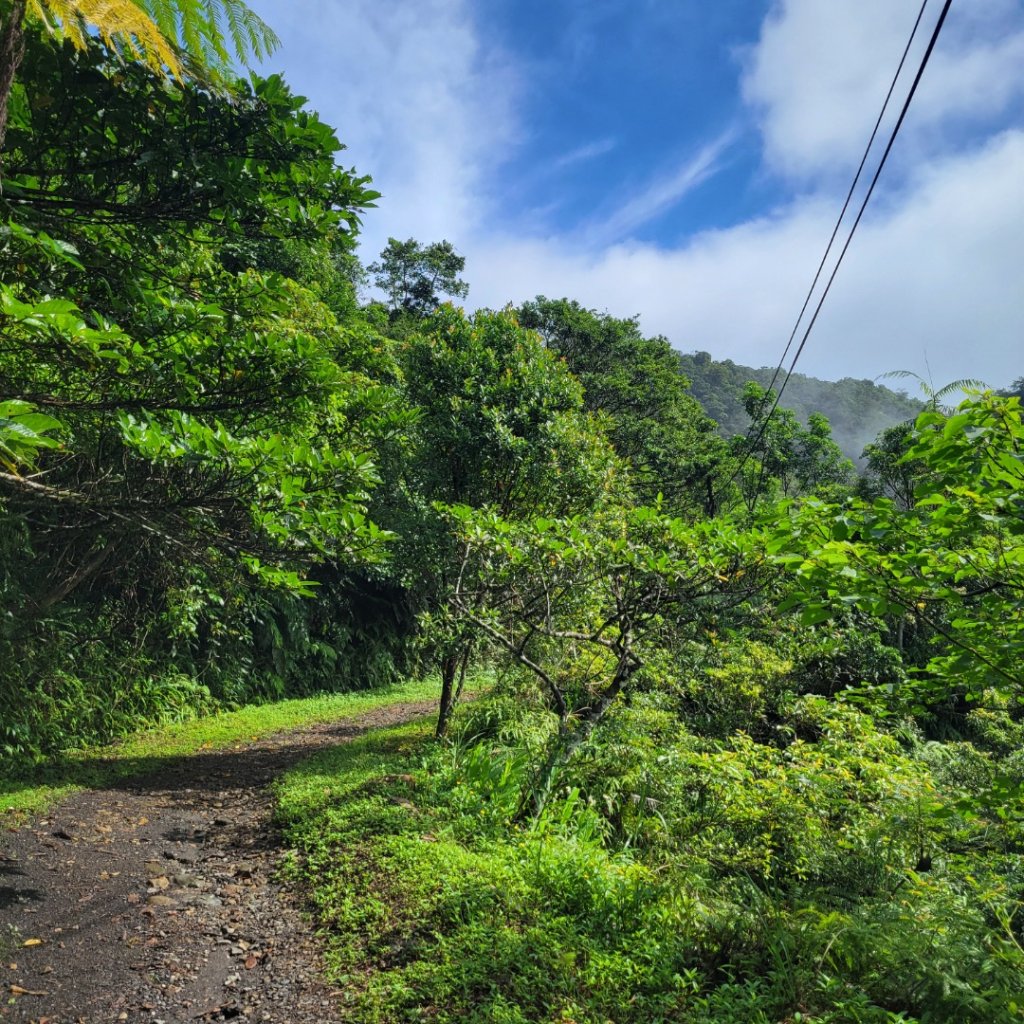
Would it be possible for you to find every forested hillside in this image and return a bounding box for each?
[2,17,1023,1024]
[678,351,924,462]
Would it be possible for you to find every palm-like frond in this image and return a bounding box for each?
[878,370,989,411]
[132,0,279,72]
[28,0,182,78]
[27,0,278,84]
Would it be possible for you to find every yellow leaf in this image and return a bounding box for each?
[9,983,48,995]
[27,0,182,81]
[22,939,42,947]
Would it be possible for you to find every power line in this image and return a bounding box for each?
[768,0,953,413]
[727,0,954,502]
[758,0,932,406]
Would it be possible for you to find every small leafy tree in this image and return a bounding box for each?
[368,237,468,318]
[450,503,759,817]
[858,421,922,510]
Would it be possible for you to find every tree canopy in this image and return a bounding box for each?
[368,236,469,318]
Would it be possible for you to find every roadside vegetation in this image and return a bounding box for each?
[1,11,1022,1023]
[276,678,1024,1023]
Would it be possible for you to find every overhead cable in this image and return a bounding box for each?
[727,0,954,502]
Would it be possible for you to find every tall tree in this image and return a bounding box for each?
[367,237,469,318]
[859,421,923,510]
[0,37,403,749]
[383,305,620,735]
[1000,376,1024,401]
[0,36,387,614]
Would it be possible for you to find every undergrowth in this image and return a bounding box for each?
[275,686,1024,1024]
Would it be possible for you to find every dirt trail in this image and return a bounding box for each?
[1,700,436,1024]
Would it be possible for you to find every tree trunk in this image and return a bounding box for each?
[34,537,120,612]
[435,643,473,738]
[435,654,455,738]
[0,1,27,167]
[515,659,638,822]
[453,644,471,703]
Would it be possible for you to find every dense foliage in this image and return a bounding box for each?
[3,27,1023,1023]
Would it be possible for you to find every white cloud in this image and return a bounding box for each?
[550,137,618,171]
[249,0,1024,388]
[469,130,1024,389]
[250,0,520,256]
[742,0,1024,181]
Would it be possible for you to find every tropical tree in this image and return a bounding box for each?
[879,370,988,412]
[517,296,723,513]
[383,304,620,735]
[999,376,1024,401]
[0,37,404,752]
[0,0,277,152]
[367,237,469,319]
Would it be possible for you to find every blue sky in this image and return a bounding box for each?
[248,0,1024,388]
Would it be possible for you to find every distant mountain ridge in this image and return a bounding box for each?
[677,351,924,464]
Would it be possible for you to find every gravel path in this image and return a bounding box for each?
[1,700,437,1023]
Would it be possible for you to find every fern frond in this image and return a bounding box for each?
[141,0,178,39]
[27,0,277,89]
[933,378,989,400]
[219,0,278,61]
[877,369,921,386]
[200,0,232,67]
[134,0,278,70]
[28,0,182,78]
[877,369,990,412]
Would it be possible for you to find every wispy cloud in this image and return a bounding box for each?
[581,129,737,246]
[550,137,617,171]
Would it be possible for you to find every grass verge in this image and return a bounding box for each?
[1,676,440,820]
[273,693,1024,1024]
[273,712,694,1024]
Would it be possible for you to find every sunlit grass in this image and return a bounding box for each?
[1,676,441,820]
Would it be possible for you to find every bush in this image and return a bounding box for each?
[275,693,1024,1024]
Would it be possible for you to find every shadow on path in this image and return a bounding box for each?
[0,698,437,1023]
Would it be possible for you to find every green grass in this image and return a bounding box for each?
[273,694,1024,1024]
[0,676,441,820]
[273,714,705,1024]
